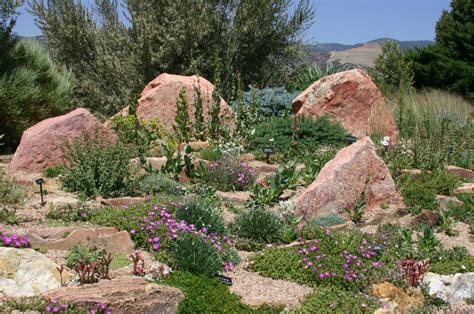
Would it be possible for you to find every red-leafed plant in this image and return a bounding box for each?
[129,251,145,276]
[398,258,429,287]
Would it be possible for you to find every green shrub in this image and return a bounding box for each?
[301,149,337,186]
[429,247,474,274]
[0,39,74,150]
[249,115,347,161]
[43,164,64,178]
[311,214,346,227]
[237,86,298,117]
[233,208,283,243]
[200,146,223,161]
[176,199,226,236]
[202,156,255,191]
[250,247,316,285]
[294,286,379,313]
[127,172,185,196]
[61,136,133,198]
[46,204,91,222]
[66,244,105,269]
[170,233,224,274]
[159,271,282,313]
[398,170,461,210]
[0,170,23,224]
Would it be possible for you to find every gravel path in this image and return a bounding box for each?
[223,251,313,309]
[436,222,474,255]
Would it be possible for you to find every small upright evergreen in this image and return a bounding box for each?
[175,87,191,143]
[193,81,205,141]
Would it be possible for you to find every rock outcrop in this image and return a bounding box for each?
[135,73,233,130]
[292,69,398,140]
[0,247,71,298]
[10,108,116,173]
[28,227,134,254]
[423,272,474,305]
[295,137,404,220]
[43,277,185,314]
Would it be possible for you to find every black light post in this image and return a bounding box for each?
[345,135,357,146]
[262,147,275,164]
[35,178,45,206]
[448,146,453,163]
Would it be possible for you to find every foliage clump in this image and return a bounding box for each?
[233,208,283,243]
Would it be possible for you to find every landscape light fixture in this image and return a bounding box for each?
[35,178,45,206]
[345,135,357,146]
[262,146,275,164]
[448,146,453,163]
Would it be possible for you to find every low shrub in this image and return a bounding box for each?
[202,156,255,191]
[127,172,186,196]
[250,247,316,285]
[46,204,91,222]
[249,115,347,162]
[200,146,222,161]
[429,247,474,274]
[170,233,225,274]
[0,169,23,214]
[43,164,64,178]
[233,208,283,243]
[0,232,30,248]
[159,271,282,313]
[176,199,226,236]
[294,286,379,313]
[65,244,105,269]
[398,170,460,211]
[238,86,298,117]
[311,214,346,227]
[61,136,133,198]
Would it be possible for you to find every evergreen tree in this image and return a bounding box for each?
[407,0,473,100]
[175,87,191,143]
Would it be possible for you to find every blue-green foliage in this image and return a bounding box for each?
[234,86,298,117]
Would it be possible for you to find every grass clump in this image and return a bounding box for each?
[127,172,185,196]
[176,198,226,236]
[233,208,283,243]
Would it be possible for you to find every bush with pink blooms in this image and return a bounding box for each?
[201,156,255,191]
[0,232,30,248]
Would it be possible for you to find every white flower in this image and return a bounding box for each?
[269,138,274,142]
[380,136,390,147]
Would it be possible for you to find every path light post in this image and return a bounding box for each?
[262,146,275,164]
[345,135,357,146]
[448,146,453,163]
[35,178,45,206]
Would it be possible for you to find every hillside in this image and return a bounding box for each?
[309,38,434,67]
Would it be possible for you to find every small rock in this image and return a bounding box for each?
[43,277,184,314]
[423,272,474,305]
[414,210,440,227]
[454,183,474,195]
[446,166,474,180]
[29,227,135,254]
[0,247,71,298]
[248,160,279,175]
[100,196,144,208]
[217,191,251,205]
[372,282,424,313]
[436,195,464,211]
[179,141,210,151]
[400,169,423,176]
[46,196,78,209]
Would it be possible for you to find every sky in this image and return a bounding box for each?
[14,0,451,45]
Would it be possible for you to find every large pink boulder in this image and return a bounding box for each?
[135,73,234,130]
[292,69,398,141]
[295,137,404,220]
[10,108,116,173]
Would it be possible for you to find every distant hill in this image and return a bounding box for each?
[308,38,434,67]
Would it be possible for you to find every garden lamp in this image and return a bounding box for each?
[35,178,45,206]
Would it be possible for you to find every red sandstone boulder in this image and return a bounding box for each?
[43,277,184,314]
[10,108,116,173]
[136,73,234,130]
[295,137,404,220]
[292,69,398,141]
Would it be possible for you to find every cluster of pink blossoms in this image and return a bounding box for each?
[298,229,382,283]
[0,232,30,248]
[131,205,235,271]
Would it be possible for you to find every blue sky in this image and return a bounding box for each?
[14,0,451,44]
